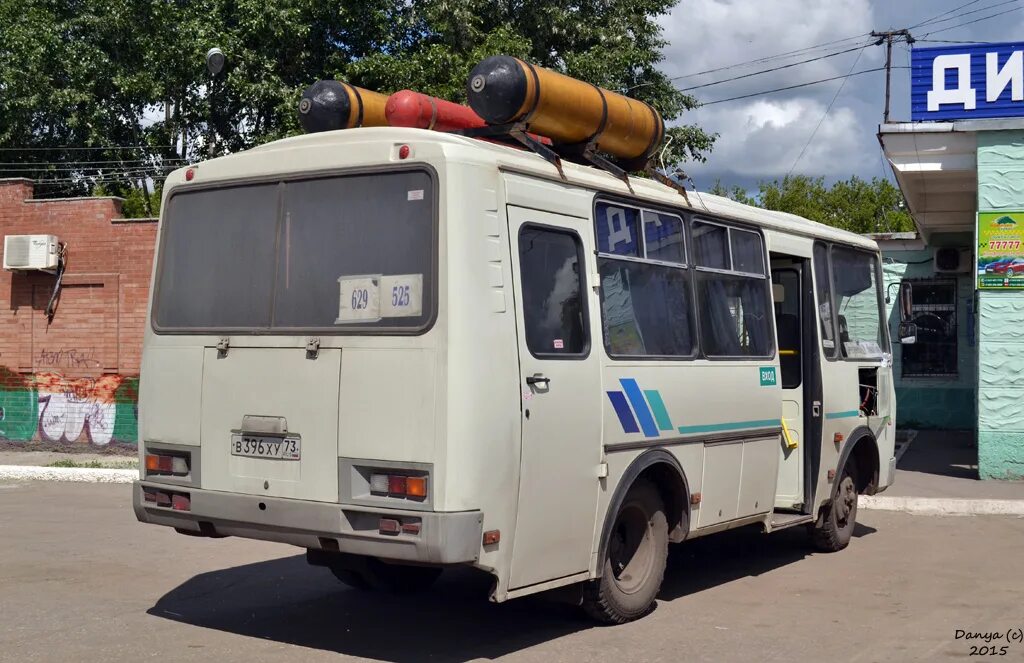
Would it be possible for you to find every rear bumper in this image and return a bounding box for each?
[133,481,483,565]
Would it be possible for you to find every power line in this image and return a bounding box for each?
[0,145,168,152]
[788,45,868,176]
[920,4,1024,37]
[669,32,875,81]
[911,0,1017,30]
[678,43,872,92]
[910,0,986,28]
[702,67,890,105]
[0,159,186,167]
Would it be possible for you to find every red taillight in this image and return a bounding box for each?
[185,167,195,181]
[144,453,188,476]
[143,489,157,503]
[155,491,171,507]
[398,144,411,159]
[388,475,407,496]
[369,471,427,500]
[379,518,401,535]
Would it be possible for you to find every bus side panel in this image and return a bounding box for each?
[442,163,523,586]
[598,362,782,546]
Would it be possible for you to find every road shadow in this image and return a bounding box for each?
[897,429,977,480]
[148,523,876,661]
[659,521,875,601]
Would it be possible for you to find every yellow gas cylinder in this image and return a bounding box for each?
[466,56,664,163]
[298,80,389,133]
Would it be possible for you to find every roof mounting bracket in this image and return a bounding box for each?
[645,164,691,205]
[457,122,566,180]
[581,141,633,194]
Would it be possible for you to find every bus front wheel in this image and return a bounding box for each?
[582,479,668,624]
[811,464,859,552]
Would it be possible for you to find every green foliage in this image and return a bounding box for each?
[711,175,915,234]
[0,0,713,204]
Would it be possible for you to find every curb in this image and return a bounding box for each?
[0,465,137,484]
[861,495,1024,516]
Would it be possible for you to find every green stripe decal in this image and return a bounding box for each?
[644,390,674,431]
[825,410,861,420]
[677,419,781,434]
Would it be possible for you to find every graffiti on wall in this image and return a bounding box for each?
[0,368,138,446]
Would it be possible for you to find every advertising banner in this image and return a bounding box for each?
[978,211,1024,289]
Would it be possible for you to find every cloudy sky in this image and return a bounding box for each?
[658,0,1024,191]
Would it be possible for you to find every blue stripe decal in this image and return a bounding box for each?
[607,391,640,434]
[677,419,782,434]
[825,410,861,420]
[644,390,674,432]
[620,378,660,437]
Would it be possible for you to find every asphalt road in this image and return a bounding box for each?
[2,480,1023,662]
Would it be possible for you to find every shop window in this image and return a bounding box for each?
[901,280,958,377]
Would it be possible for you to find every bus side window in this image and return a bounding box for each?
[517,226,589,357]
[813,243,837,358]
[693,221,773,358]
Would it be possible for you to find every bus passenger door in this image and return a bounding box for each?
[771,263,806,510]
[506,206,602,590]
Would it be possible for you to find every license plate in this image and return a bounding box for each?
[230,434,301,460]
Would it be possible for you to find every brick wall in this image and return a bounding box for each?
[0,179,156,449]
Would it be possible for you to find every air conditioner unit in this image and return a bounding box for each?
[934,247,970,274]
[3,235,59,271]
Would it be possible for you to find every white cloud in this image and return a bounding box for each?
[684,97,873,182]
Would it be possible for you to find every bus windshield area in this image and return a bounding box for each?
[153,170,434,333]
[832,246,885,359]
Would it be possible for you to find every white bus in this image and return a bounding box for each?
[134,126,896,623]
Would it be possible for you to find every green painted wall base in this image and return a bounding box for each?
[978,430,1024,479]
[896,386,976,430]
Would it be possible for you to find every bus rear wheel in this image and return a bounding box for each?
[811,464,859,552]
[582,480,668,624]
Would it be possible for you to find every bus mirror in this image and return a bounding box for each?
[898,321,918,345]
[898,281,913,322]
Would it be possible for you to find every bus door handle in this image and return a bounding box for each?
[526,374,551,387]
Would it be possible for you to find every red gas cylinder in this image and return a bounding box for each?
[385,90,486,132]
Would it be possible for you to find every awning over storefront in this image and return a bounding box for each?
[878,121,981,242]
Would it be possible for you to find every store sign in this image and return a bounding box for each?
[911,42,1024,121]
[978,212,1024,289]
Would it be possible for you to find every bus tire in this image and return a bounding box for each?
[582,479,668,624]
[811,463,859,552]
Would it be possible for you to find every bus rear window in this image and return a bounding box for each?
[154,170,435,333]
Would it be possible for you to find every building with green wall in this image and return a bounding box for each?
[879,39,1024,479]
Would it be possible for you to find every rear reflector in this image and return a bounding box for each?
[155,491,172,507]
[483,530,500,545]
[379,518,401,534]
[401,521,421,535]
[143,489,157,503]
[171,494,191,511]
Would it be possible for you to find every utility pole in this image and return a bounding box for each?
[872,29,916,123]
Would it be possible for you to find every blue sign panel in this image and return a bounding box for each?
[911,42,1024,121]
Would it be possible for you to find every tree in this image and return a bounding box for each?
[0,0,714,209]
[710,175,914,234]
